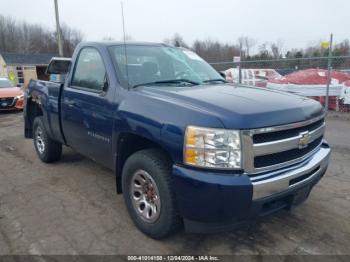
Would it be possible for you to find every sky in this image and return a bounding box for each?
[0,0,348,53]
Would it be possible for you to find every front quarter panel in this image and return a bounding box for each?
[115,89,225,164]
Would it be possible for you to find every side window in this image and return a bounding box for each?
[71,47,107,91]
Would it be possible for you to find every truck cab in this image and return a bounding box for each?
[24,42,331,239]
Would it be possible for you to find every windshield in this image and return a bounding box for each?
[0,79,14,88]
[109,45,224,88]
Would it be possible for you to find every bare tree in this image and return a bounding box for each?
[258,42,269,57]
[270,40,284,58]
[192,38,240,71]
[103,36,115,41]
[238,36,256,57]
[164,33,188,48]
[120,34,133,41]
[61,23,84,56]
[0,14,83,56]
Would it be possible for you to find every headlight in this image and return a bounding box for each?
[15,94,24,100]
[184,126,241,169]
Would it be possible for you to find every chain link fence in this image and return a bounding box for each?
[209,56,350,113]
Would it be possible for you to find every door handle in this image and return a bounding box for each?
[65,99,76,108]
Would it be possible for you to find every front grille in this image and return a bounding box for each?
[0,97,15,108]
[243,115,326,173]
[254,136,323,168]
[253,118,324,143]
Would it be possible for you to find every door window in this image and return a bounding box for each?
[71,48,107,92]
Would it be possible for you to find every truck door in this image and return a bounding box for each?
[61,47,114,167]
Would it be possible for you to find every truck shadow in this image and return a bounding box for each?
[59,147,86,163]
[0,110,23,115]
[166,209,307,254]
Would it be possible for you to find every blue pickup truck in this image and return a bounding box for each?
[24,42,331,239]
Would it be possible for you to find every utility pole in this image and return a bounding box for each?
[238,42,242,84]
[325,33,333,113]
[54,0,64,56]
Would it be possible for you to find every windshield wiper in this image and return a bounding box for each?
[132,79,200,88]
[203,78,228,84]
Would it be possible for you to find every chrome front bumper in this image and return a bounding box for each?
[251,143,331,200]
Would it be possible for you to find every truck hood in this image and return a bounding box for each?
[0,87,23,98]
[138,84,324,129]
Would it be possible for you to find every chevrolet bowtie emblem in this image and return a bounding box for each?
[299,131,311,149]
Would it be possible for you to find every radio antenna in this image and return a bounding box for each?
[121,1,130,90]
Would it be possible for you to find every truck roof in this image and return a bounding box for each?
[80,41,169,47]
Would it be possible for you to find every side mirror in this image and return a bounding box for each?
[46,58,71,75]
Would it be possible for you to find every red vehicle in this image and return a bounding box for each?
[0,77,24,111]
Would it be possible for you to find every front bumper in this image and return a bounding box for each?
[0,97,24,111]
[172,142,331,233]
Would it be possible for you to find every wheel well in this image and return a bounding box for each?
[25,100,43,138]
[115,133,172,193]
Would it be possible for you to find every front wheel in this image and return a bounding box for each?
[33,116,62,163]
[122,149,182,239]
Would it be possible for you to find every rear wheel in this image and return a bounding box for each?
[122,149,182,239]
[33,116,62,163]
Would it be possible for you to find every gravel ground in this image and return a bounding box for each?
[0,111,349,255]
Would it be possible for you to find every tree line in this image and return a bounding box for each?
[1,13,349,70]
[0,14,83,56]
[164,33,350,70]
[165,33,350,60]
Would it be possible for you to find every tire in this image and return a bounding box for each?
[122,149,182,239]
[33,116,62,163]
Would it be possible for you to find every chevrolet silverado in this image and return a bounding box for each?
[24,42,331,239]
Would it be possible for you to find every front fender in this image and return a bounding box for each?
[112,90,225,165]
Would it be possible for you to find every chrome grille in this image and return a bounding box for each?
[252,118,324,144]
[242,114,325,174]
[254,136,323,168]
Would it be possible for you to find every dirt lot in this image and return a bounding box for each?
[0,112,349,255]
